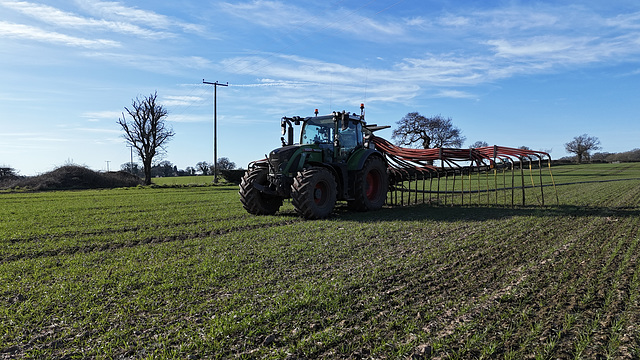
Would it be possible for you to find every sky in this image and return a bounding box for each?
[1,0,639,175]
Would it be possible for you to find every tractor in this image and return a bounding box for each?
[239,104,389,219]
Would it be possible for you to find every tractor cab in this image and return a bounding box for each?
[281,106,366,163]
[299,111,364,162]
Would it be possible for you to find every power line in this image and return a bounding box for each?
[202,80,228,183]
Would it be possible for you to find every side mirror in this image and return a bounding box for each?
[281,120,287,136]
[341,111,348,131]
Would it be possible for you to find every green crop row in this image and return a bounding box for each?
[1,163,639,358]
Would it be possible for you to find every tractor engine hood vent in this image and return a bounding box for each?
[269,145,300,173]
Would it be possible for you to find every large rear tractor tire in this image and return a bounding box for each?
[239,167,283,215]
[291,167,337,219]
[349,156,388,211]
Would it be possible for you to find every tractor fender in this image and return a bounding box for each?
[248,158,269,170]
[347,148,386,171]
[304,161,341,182]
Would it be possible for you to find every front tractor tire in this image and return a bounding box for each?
[239,167,283,215]
[349,156,388,211]
[291,167,337,219]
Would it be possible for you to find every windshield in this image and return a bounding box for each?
[338,120,362,151]
[300,116,334,145]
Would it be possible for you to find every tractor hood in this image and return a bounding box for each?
[269,144,328,176]
[268,144,302,174]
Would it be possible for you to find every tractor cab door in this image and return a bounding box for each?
[300,115,335,160]
[336,117,363,161]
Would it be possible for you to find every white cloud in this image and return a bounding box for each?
[167,114,210,123]
[404,16,428,27]
[161,95,207,107]
[471,7,560,30]
[606,11,640,30]
[232,79,316,88]
[222,54,423,105]
[81,110,122,121]
[76,127,121,134]
[486,37,582,58]
[0,0,171,38]
[219,0,405,39]
[487,33,640,65]
[216,3,640,102]
[438,14,470,27]
[0,21,120,48]
[435,90,476,99]
[82,52,212,74]
[74,0,206,34]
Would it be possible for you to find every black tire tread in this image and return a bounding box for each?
[291,167,337,219]
[349,156,388,211]
[239,168,283,215]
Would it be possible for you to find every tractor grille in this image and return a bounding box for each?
[269,145,298,174]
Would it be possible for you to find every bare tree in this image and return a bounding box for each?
[153,160,176,177]
[392,113,465,149]
[216,157,236,170]
[469,140,489,148]
[0,166,18,178]
[196,161,210,175]
[120,162,143,177]
[118,92,174,185]
[565,134,601,163]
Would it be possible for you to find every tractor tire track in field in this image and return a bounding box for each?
[1,217,304,263]
[302,213,640,359]
[4,213,286,244]
[552,177,640,187]
[423,215,640,359]
[312,215,586,358]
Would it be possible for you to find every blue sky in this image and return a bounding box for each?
[1,0,639,175]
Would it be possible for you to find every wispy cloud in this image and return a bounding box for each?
[217,2,640,106]
[82,52,212,74]
[76,127,121,134]
[222,54,421,105]
[435,90,476,99]
[74,0,206,34]
[167,114,210,123]
[219,0,405,39]
[161,95,207,107]
[0,0,172,38]
[606,11,640,29]
[487,33,640,65]
[0,20,120,48]
[2,133,70,142]
[81,110,122,121]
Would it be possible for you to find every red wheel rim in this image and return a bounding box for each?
[366,170,380,200]
[314,182,328,204]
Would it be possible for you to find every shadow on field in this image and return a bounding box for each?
[335,203,640,223]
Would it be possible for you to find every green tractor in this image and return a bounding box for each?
[239,105,389,219]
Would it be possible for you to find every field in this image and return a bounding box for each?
[152,175,216,186]
[1,163,639,359]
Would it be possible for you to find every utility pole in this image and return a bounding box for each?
[203,79,228,183]
[129,145,134,174]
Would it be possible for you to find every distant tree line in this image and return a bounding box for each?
[120,157,239,178]
[576,149,640,163]
[0,166,19,179]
